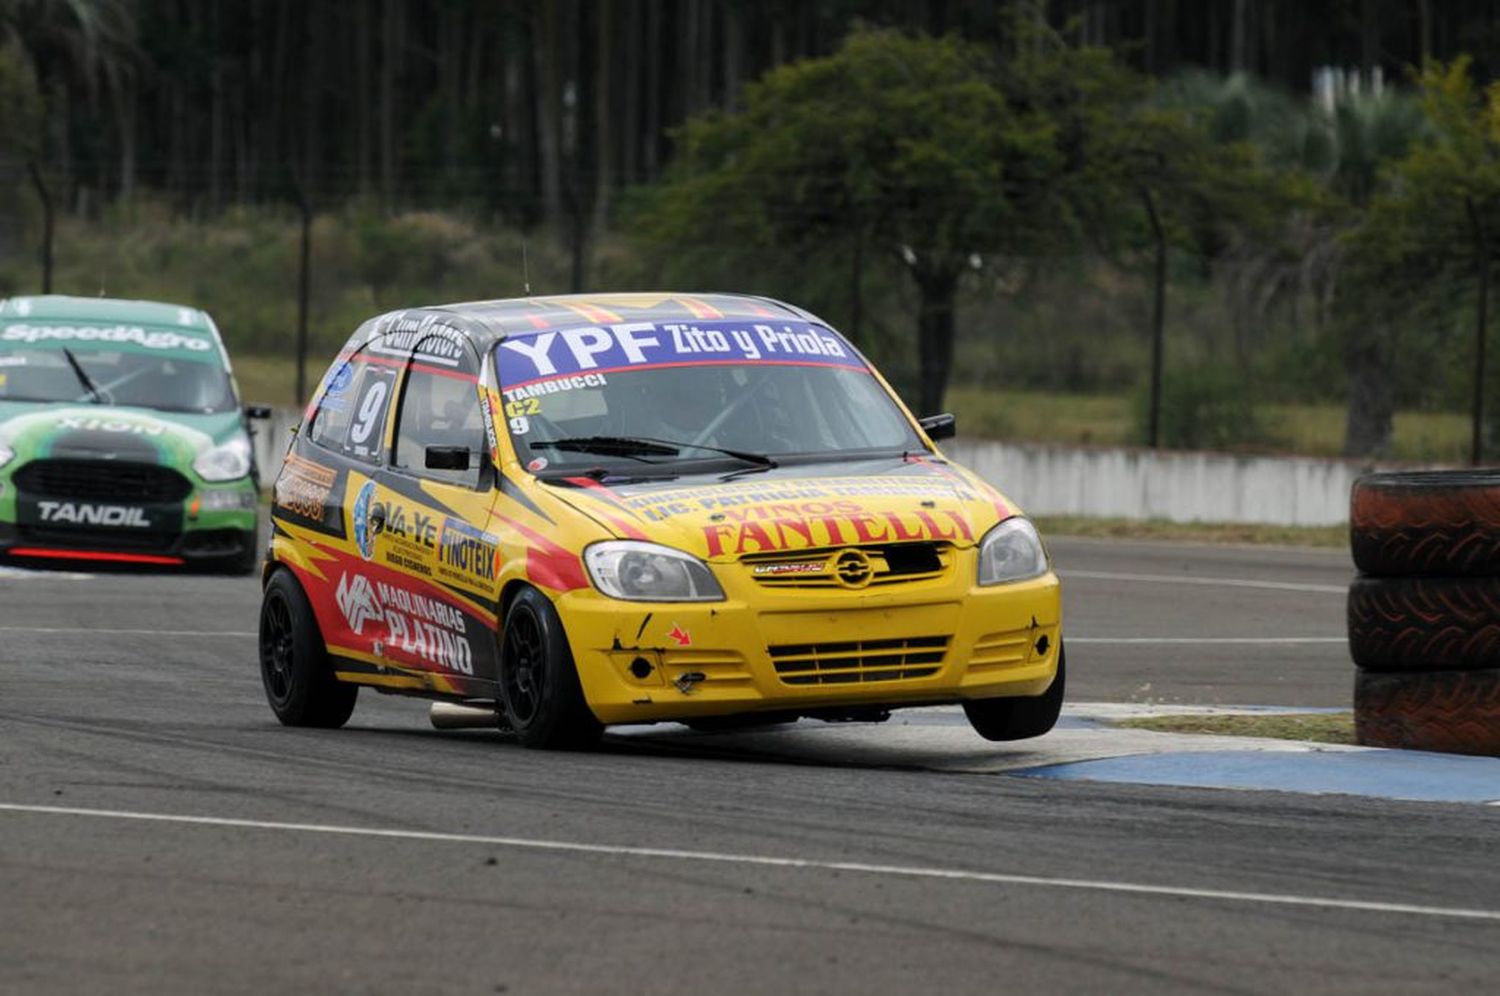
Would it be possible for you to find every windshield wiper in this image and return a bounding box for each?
[530,436,677,462]
[668,438,778,469]
[60,347,110,404]
[532,435,778,469]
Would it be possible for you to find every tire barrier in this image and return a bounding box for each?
[1347,576,1500,672]
[1354,669,1500,756]
[1350,471,1500,577]
[1348,469,1500,757]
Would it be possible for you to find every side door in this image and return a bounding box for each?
[276,340,400,666]
[370,333,500,691]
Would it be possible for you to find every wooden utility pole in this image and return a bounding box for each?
[1467,196,1489,466]
[295,180,314,407]
[27,162,53,294]
[1142,186,1168,449]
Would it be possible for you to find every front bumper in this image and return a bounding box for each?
[558,553,1062,725]
[0,471,259,567]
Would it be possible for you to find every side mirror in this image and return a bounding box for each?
[918,413,956,441]
[426,445,472,470]
[244,404,273,420]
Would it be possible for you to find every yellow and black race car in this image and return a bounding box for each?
[261,293,1063,748]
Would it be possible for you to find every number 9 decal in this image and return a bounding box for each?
[349,379,390,445]
[509,415,531,436]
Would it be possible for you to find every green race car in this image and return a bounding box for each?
[0,295,265,573]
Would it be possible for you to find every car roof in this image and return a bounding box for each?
[417,292,818,343]
[0,294,218,335]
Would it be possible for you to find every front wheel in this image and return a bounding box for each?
[259,568,357,727]
[964,645,1066,742]
[498,586,602,749]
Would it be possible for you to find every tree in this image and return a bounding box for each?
[631,29,1069,415]
[1080,74,1296,447]
[1349,58,1500,463]
[1155,70,1428,456]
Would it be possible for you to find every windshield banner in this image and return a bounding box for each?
[496,320,865,389]
[1,322,217,360]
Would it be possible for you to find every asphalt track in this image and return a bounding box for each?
[3,538,1498,994]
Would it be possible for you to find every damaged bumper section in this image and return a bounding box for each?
[558,560,1062,726]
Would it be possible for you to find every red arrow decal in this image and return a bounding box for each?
[668,624,691,647]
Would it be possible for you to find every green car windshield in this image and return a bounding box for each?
[0,340,236,414]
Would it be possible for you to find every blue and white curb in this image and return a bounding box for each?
[615,702,1500,806]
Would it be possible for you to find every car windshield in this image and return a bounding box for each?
[493,319,924,475]
[0,344,236,413]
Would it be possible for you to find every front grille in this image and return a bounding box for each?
[18,524,178,552]
[14,459,192,503]
[745,542,950,588]
[769,636,949,685]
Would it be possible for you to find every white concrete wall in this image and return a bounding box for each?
[253,409,1419,527]
[946,439,1422,527]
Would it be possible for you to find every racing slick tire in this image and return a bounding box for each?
[259,568,358,727]
[1354,667,1500,756]
[1350,471,1500,577]
[1347,576,1500,672]
[498,586,603,750]
[963,645,1066,742]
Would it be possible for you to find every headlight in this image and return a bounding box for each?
[585,541,725,602]
[977,517,1049,586]
[0,444,12,470]
[194,435,252,482]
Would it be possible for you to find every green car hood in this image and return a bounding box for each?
[0,401,244,474]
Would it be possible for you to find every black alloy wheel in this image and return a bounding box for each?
[498,586,602,749]
[501,602,546,728]
[258,568,358,727]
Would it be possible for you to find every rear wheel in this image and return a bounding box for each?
[259,568,357,727]
[964,646,1066,742]
[498,586,602,749]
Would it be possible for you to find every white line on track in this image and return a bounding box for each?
[1069,637,1346,645]
[0,627,254,637]
[1,802,1496,923]
[1063,570,1347,594]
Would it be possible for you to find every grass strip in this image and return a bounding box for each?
[1115,712,1355,745]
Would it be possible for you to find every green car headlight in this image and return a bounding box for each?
[194,435,252,482]
[977,517,1049,586]
[0,444,12,470]
[585,541,725,602]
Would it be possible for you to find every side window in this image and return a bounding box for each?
[307,347,398,464]
[392,338,484,488]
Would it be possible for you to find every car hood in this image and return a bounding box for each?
[0,402,242,470]
[542,456,1018,562]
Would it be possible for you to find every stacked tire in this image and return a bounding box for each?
[1348,471,1500,756]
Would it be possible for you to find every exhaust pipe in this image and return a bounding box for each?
[430,701,500,730]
